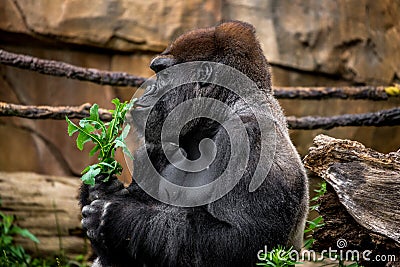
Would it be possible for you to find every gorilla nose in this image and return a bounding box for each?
[150,56,176,73]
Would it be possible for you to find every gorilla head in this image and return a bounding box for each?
[150,21,271,90]
[81,20,308,267]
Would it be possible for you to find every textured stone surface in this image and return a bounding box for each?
[0,0,221,52]
[0,172,84,257]
[224,0,400,85]
[1,0,399,83]
[0,1,399,185]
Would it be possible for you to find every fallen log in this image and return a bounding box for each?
[0,172,86,258]
[304,134,400,267]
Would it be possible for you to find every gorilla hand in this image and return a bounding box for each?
[80,175,128,256]
[82,199,109,242]
[81,192,142,266]
[79,174,128,208]
[81,199,118,261]
[87,175,128,202]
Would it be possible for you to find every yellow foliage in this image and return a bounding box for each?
[384,84,400,96]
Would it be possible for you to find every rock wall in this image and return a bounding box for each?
[0,0,399,181]
[225,0,400,85]
[0,172,84,258]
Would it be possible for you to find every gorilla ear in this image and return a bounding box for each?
[215,21,257,54]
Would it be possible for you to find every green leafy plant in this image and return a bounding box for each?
[309,181,327,212]
[256,245,301,267]
[66,98,134,186]
[0,198,89,266]
[0,204,39,266]
[304,181,326,250]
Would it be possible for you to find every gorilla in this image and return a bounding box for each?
[80,20,308,267]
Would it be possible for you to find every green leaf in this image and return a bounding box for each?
[312,216,324,224]
[81,165,91,175]
[106,106,120,143]
[114,124,133,160]
[89,103,100,122]
[114,139,126,149]
[67,98,133,186]
[98,161,115,169]
[81,122,96,134]
[66,117,79,136]
[120,124,130,139]
[11,227,40,243]
[1,212,14,232]
[78,118,89,128]
[303,238,315,249]
[89,143,101,157]
[304,228,312,234]
[114,139,133,160]
[111,98,121,109]
[123,146,134,161]
[76,131,91,151]
[124,99,135,112]
[1,235,13,245]
[81,164,101,186]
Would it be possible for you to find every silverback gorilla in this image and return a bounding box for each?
[80,21,308,267]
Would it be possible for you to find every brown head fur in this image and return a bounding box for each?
[160,20,272,91]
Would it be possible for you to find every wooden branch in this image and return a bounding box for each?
[304,135,400,266]
[287,107,400,130]
[273,86,393,100]
[0,172,86,258]
[0,101,112,121]
[1,49,399,100]
[0,49,146,87]
[2,102,400,130]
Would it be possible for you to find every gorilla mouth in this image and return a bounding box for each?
[133,103,151,110]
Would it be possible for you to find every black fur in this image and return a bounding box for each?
[80,21,308,267]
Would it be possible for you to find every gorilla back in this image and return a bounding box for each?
[80,20,308,267]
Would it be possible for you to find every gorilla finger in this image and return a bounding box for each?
[81,217,92,229]
[94,173,115,183]
[114,188,129,196]
[82,200,105,216]
[89,179,123,196]
[88,191,103,202]
[107,179,125,192]
[82,205,97,218]
[86,228,97,239]
[91,199,106,207]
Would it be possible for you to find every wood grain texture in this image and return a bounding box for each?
[304,135,400,266]
[304,134,400,243]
